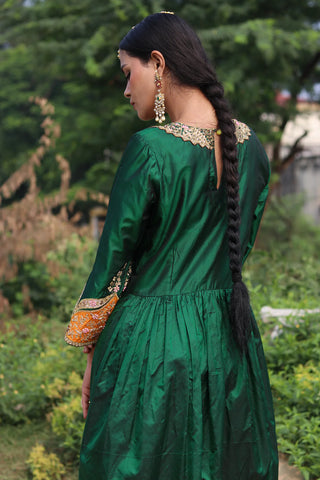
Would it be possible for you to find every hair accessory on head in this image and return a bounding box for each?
[216,128,222,136]
[154,69,166,124]
[160,11,175,14]
[117,49,120,59]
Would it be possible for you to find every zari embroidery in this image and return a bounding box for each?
[233,119,251,144]
[65,294,119,346]
[65,263,132,347]
[155,119,251,149]
[156,123,215,149]
[74,264,131,312]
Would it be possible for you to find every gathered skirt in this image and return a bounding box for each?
[79,289,278,480]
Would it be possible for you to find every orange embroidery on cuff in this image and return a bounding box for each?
[65,293,119,346]
[65,263,132,347]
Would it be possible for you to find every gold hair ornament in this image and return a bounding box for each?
[160,11,174,14]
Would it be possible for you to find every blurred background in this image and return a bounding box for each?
[0,1,319,479]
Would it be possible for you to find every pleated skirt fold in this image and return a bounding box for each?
[79,290,278,480]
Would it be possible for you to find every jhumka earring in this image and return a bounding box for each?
[154,70,165,124]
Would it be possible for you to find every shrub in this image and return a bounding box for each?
[0,233,97,320]
[26,444,66,480]
[50,394,84,459]
[46,371,84,459]
[263,315,320,478]
[0,260,58,316]
[0,318,85,424]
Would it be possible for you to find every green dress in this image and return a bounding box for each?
[77,121,278,479]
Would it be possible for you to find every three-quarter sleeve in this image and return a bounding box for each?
[238,130,271,263]
[65,133,159,346]
[83,133,159,300]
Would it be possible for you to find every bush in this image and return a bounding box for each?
[46,371,84,459]
[0,260,58,316]
[26,444,66,480]
[0,318,85,424]
[0,233,97,321]
[50,394,84,459]
[262,315,320,478]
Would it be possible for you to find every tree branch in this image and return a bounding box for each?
[278,130,308,172]
[299,50,320,85]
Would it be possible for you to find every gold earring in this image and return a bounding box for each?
[154,70,165,124]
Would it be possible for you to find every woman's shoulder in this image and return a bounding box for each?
[125,126,181,164]
[235,120,268,161]
[132,125,170,146]
[235,121,270,181]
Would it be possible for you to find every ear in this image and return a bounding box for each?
[150,50,166,76]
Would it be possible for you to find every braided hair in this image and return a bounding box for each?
[119,13,252,351]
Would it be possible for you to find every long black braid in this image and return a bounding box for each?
[119,13,252,351]
[201,79,252,351]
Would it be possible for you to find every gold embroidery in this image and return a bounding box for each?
[233,119,251,144]
[65,263,132,347]
[156,123,215,149]
[65,294,119,346]
[155,119,251,148]
[73,263,132,312]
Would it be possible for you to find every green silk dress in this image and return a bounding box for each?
[76,121,278,479]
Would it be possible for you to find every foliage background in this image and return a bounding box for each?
[0,0,320,478]
[1,0,320,191]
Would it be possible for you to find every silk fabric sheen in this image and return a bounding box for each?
[78,125,278,479]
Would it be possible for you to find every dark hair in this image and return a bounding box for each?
[119,13,252,352]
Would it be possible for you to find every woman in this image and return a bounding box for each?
[66,12,278,479]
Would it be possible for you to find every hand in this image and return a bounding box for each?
[81,346,95,419]
[83,344,94,354]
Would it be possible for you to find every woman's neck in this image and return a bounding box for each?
[165,84,218,129]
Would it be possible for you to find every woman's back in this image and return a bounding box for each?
[124,121,270,296]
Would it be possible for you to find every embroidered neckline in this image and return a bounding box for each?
[156,122,215,149]
[154,119,251,149]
